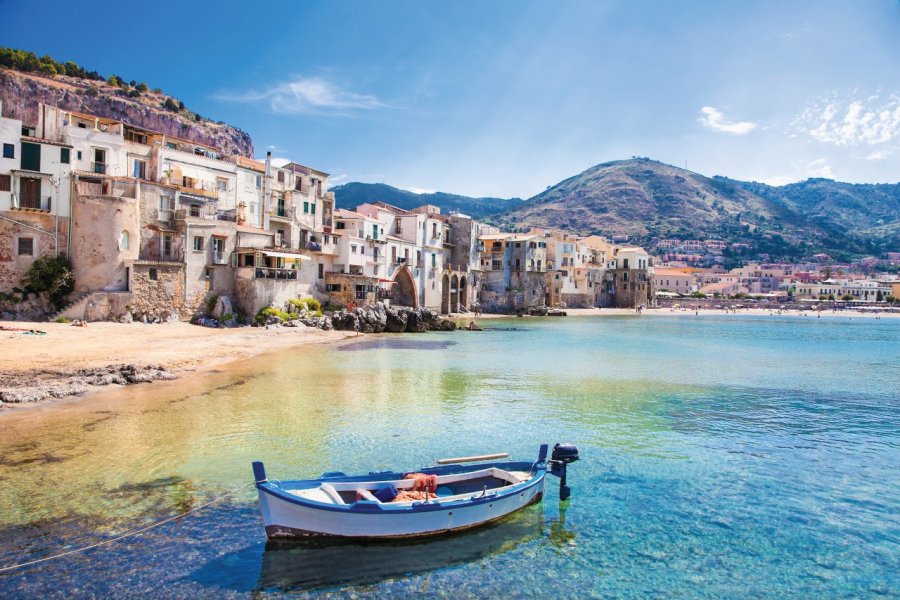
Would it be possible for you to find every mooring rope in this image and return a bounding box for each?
[0,482,255,573]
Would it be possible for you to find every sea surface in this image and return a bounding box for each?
[0,314,897,598]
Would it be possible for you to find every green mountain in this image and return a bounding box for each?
[496,158,899,260]
[332,182,521,219]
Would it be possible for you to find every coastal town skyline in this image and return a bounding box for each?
[1,1,899,199]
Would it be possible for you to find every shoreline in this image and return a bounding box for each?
[0,321,358,411]
[2,306,896,412]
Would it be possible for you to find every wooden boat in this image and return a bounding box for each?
[252,443,579,539]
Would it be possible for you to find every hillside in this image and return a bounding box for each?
[497,159,900,259]
[0,49,252,157]
[332,182,521,219]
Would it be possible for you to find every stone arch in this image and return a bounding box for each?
[441,273,451,314]
[393,267,418,307]
[450,273,460,313]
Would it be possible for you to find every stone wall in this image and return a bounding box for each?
[0,211,70,295]
[129,262,186,321]
[480,271,548,313]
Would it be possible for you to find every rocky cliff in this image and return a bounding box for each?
[0,68,253,157]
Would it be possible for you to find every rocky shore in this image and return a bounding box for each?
[0,364,175,405]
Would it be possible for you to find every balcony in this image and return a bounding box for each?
[11,193,52,212]
[92,162,107,174]
[212,251,228,265]
[254,267,298,280]
[270,206,295,220]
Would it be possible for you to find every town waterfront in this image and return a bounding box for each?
[0,315,897,598]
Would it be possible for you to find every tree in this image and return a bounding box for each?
[840,294,853,301]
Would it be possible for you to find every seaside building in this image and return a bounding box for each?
[1,99,658,321]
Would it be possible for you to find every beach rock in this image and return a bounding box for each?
[212,296,233,319]
[118,312,133,324]
[385,308,408,332]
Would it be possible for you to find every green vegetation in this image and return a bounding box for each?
[689,291,707,299]
[55,316,72,323]
[21,255,75,310]
[255,306,292,324]
[840,294,855,301]
[205,294,219,316]
[287,297,323,315]
[0,47,103,81]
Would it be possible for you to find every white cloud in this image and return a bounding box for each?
[807,159,834,179]
[865,150,889,160]
[216,76,387,115]
[796,93,900,146]
[758,175,798,186]
[697,106,758,135]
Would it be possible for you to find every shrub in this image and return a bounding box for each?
[205,293,219,316]
[55,316,72,323]
[21,255,74,310]
[287,297,322,315]
[255,306,291,324]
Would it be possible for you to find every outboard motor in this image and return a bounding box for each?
[547,443,579,500]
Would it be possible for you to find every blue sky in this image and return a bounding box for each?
[3,0,899,198]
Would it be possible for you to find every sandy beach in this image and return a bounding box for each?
[0,321,356,408]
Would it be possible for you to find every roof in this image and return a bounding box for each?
[226,155,266,173]
[20,135,73,148]
[335,209,369,219]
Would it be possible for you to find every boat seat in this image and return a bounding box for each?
[356,489,380,503]
[319,483,345,505]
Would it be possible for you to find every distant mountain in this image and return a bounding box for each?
[496,158,899,260]
[332,182,521,219]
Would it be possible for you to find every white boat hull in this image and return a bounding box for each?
[258,475,546,539]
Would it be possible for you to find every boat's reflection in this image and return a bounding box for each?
[255,502,551,592]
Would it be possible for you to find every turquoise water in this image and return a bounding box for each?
[0,315,897,597]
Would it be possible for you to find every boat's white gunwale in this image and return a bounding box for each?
[259,464,545,514]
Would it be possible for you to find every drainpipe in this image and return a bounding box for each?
[263,151,272,233]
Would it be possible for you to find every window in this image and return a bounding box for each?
[133,159,146,179]
[303,201,309,214]
[255,175,262,188]
[61,148,70,164]
[21,142,40,171]
[92,148,106,174]
[205,268,211,280]
[193,236,204,251]
[295,177,303,191]
[431,253,437,268]
[149,268,158,281]
[416,250,422,266]
[119,230,130,251]
[190,204,200,217]
[2,143,13,159]
[162,234,173,259]
[336,221,345,230]
[77,151,82,160]
[318,263,324,279]
[351,245,357,254]
[17,237,34,256]
[0,174,9,191]
[159,195,174,220]
[310,202,315,215]
[277,171,284,183]
[216,178,227,191]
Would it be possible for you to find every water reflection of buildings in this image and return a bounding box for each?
[254,503,556,593]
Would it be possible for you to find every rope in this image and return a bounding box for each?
[0,481,255,574]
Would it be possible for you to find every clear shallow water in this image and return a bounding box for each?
[0,314,897,598]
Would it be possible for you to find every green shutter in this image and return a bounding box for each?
[21,142,41,171]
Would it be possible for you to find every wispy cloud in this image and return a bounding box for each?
[401,186,437,195]
[216,76,387,115]
[807,158,834,179]
[866,149,890,160]
[795,92,900,146]
[758,175,797,186]
[697,106,758,135]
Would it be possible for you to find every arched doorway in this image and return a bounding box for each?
[450,274,459,313]
[441,273,450,314]
[393,267,418,307]
[459,276,468,311]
